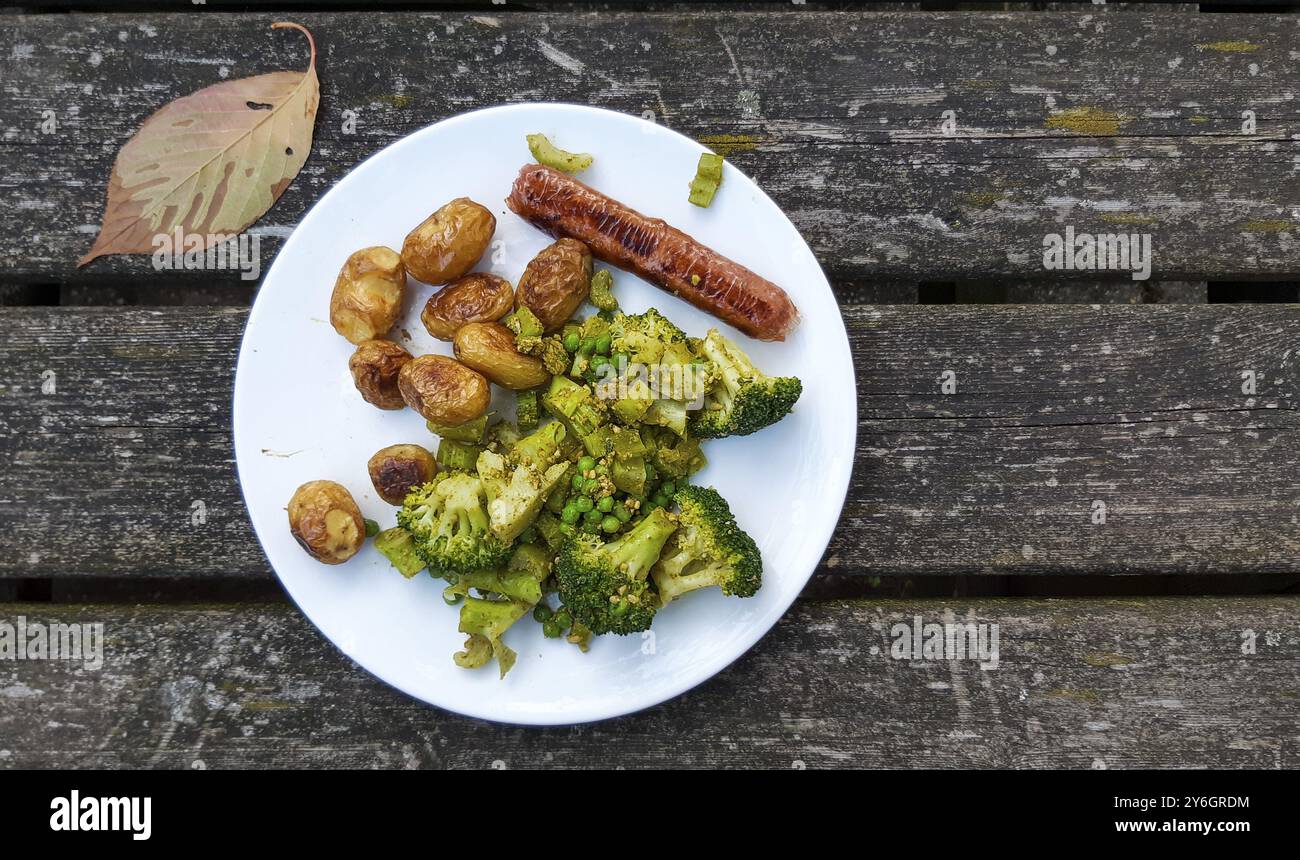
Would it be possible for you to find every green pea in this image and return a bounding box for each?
[612,352,629,369]
[614,504,633,523]
[563,332,581,353]
[584,509,603,525]
[660,482,676,496]
[577,456,596,473]
[533,604,553,623]
[583,478,601,495]
[561,504,580,524]
[581,520,599,534]
[364,518,380,538]
[571,472,585,491]
[574,496,594,513]
[601,515,621,533]
[594,463,610,477]
[595,335,612,355]
[597,496,614,513]
[651,493,669,508]
[554,609,573,629]
[542,620,563,638]
[580,337,596,355]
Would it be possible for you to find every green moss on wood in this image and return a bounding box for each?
[1046,106,1122,136]
[1084,651,1135,668]
[1242,219,1294,234]
[1197,41,1260,53]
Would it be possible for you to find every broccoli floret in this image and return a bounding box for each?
[532,335,570,374]
[688,329,802,438]
[477,449,571,544]
[651,486,761,605]
[455,597,531,678]
[609,308,685,366]
[506,306,545,340]
[555,507,677,635]
[396,473,510,574]
[588,269,619,312]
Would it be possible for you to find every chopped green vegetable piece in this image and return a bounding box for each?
[527,132,594,173]
[509,542,553,584]
[374,527,425,578]
[688,152,724,207]
[428,414,489,444]
[534,510,566,549]
[589,269,619,312]
[453,633,491,668]
[611,455,648,497]
[446,568,543,606]
[364,518,380,538]
[437,438,482,472]
[457,597,531,678]
[516,389,540,432]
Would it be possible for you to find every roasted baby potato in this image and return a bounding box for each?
[367,444,438,505]
[453,322,550,390]
[515,237,591,332]
[397,354,491,426]
[421,272,514,341]
[330,246,406,344]
[401,198,496,286]
[288,480,365,565]
[348,339,413,410]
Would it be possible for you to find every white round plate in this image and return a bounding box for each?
[233,103,855,725]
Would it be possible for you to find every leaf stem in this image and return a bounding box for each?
[271,21,316,70]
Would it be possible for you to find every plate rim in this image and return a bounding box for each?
[232,102,857,725]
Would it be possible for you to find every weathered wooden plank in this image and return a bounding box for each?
[0,304,1295,578]
[1,11,1297,285]
[0,597,1295,767]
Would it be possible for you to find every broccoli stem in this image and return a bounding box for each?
[606,507,677,580]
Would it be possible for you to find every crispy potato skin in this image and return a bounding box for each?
[515,237,591,332]
[401,198,496,285]
[397,354,490,425]
[288,480,365,565]
[453,322,550,390]
[420,272,514,341]
[348,340,413,410]
[367,444,437,505]
[330,246,406,344]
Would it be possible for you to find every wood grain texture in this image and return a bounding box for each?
[0,597,1295,768]
[1,304,1295,579]
[1,10,1298,285]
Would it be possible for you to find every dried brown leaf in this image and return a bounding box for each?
[79,22,319,266]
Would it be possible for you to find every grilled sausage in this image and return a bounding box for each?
[506,164,799,341]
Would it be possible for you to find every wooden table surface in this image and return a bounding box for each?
[1,1,1297,769]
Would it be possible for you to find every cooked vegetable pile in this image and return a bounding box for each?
[378,291,801,677]
[287,133,803,679]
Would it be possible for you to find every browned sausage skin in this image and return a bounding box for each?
[506,164,799,342]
